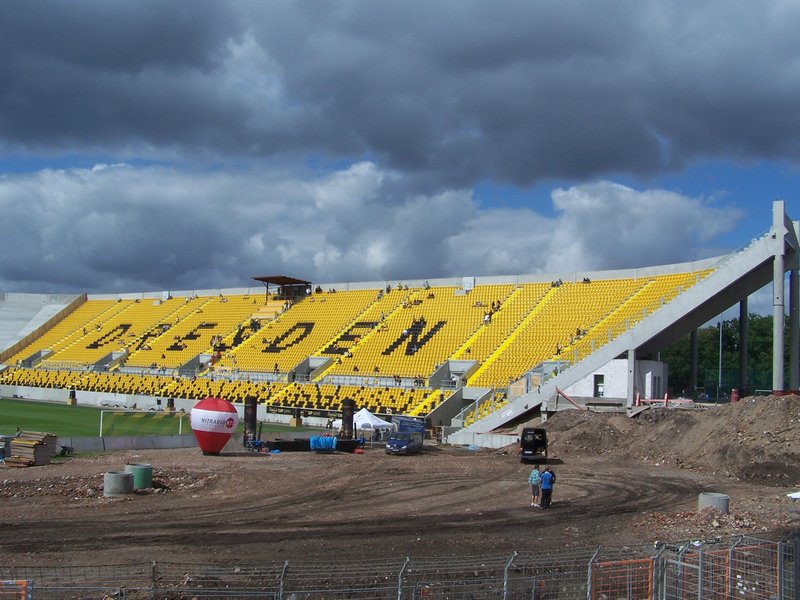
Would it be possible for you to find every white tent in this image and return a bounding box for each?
[354,408,394,430]
[332,408,394,432]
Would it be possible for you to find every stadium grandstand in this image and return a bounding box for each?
[0,201,798,447]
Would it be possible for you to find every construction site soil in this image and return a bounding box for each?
[1,395,799,567]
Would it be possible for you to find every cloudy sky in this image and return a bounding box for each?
[2,1,799,303]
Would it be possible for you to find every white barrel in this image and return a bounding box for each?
[104,471,134,496]
[698,492,729,513]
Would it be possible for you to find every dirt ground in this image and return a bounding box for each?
[1,395,799,567]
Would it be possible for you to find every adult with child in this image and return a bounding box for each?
[540,466,556,508]
[527,465,541,507]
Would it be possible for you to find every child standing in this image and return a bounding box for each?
[528,465,541,507]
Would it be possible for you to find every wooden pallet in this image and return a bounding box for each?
[6,430,57,467]
[3,456,35,468]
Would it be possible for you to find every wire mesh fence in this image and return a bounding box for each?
[0,534,796,599]
[657,536,797,600]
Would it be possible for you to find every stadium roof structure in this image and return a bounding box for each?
[250,275,311,287]
[251,275,311,302]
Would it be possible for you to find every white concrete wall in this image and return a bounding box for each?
[645,360,667,399]
[564,359,625,398]
[0,293,78,351]
[563,358,667,400]
[443,431,518,449]
[58,434,198,453]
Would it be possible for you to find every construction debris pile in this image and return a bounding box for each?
[3,431,57,468]
[0,467,215,499]
[634,504,793,539]
[543,394,800,485]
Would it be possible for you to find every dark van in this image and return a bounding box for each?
[518,427,548,463]
[385,431,424,455]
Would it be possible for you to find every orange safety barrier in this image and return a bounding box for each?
[0,580,32,600]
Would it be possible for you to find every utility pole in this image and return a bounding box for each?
[717,320,723,401]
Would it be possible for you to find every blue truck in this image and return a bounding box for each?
[385,416,426,455]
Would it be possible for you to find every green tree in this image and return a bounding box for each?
[660,314,791,397]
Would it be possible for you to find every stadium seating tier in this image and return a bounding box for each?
[0,270,711,420]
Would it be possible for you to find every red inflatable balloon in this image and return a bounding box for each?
[190,397,240,455]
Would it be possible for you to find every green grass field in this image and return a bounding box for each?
[2,398,104,437]
[0,398,185,437]
[0,397,321,438]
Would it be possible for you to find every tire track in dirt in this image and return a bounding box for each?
[2,460,704,559]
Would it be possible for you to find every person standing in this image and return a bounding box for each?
[540,466,556,508]
[528,465,541,507]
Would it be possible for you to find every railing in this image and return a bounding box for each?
[322,374,426,390]
[536,270,720,388]
[566,287,698,367]
[35,360,90,372]
[1,535,794,599]
[461,395,513,428]
[117,365,179,377]
[711,231,772,271]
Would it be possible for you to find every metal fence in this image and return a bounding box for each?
[1,535,796,599]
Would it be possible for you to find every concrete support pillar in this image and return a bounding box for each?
[773,202,786,393]
[739,299,748,396]
[690,330,699,396]
[790,268,799,391]
[626,348,636,410]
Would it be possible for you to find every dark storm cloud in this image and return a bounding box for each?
[2,1,800,187]
[0,2,236,72]
[0,1,247,151]
[0,2,776,294]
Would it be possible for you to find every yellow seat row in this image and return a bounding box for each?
[1,272,712,419]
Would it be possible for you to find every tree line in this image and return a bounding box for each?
[660,314,792,399]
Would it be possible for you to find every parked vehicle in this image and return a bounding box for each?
[518,427,548,462]
[385,431,424,455]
